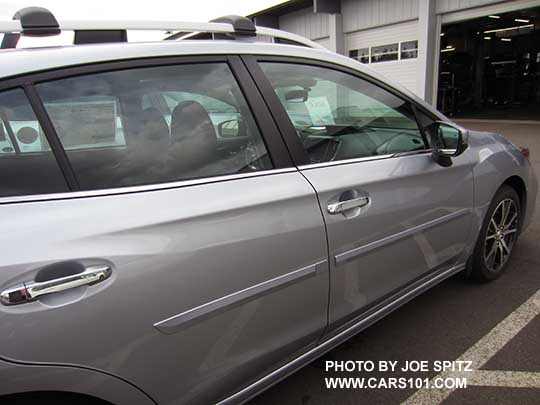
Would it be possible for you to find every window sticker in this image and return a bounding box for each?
[304,96,335,126]
[45,101,125,149]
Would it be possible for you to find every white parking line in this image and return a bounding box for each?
[467,370,540,388]
[402,289,540,405]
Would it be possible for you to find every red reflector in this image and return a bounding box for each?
[520,147,530,160]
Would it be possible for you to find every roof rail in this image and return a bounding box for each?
[0,7,326,50]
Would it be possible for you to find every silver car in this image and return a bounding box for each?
[0,9,537,405]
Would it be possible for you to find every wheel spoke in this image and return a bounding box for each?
[500,239,510,255]
[504,212,518,229]
[497,243,505,266]
[501,200,510,227]
[485,243,498,269]
[503,228,517,236]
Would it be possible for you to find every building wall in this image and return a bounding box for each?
[345,20,419,92]
[342,0,419,33]
[279,7,329,40]
[262,0,524,100]
[314,37,331,48]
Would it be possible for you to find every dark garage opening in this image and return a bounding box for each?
[437,7,540,120]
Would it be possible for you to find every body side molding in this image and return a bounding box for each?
[335,208,471,264]
[154,260,327,334]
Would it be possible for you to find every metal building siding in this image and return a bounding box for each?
[314,37,331,48]
[436,0,507,14]
[345,20,419,93]
[278,7,329,40]
[342,0,419,33]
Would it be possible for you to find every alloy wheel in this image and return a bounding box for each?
[484,198,519,272]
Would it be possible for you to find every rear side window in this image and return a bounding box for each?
[0,89,68,197]
[36,63,272,190]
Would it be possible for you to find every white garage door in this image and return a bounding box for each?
[345,20,419,94]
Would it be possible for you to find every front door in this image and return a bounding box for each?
[253,59,474,331]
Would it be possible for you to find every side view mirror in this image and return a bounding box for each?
[217,119,246,138]
[426,121,468,167]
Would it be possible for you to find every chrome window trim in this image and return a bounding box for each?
[298,150,432,170]
[0,167,297,205]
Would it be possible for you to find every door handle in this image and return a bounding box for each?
[327,196,370,214]
[0,265,111,306]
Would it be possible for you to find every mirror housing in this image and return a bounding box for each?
[217,119,246,138]
[426,121,468,167]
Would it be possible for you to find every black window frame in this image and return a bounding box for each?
[0,55,294,194]
[241,55,438,167]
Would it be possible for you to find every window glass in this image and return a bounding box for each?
[371,43,398,63]
[401,40,418,59]
[142,92,242,136]
[349,48,369,64]
[0,88,68,197]
[37,63,272,190]
[260,63,426,164]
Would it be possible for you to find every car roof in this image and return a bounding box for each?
[0,40,444,120]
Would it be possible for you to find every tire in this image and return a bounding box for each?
[470,185,521,282]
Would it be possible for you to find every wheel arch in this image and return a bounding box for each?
[502,175,527,219]
[0,357,156,405]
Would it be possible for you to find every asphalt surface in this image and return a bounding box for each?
[248,120,540,405]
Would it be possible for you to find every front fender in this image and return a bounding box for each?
[468,131,538,241]
[0,357,156,405]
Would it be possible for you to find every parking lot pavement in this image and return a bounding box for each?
[248,120,540,405]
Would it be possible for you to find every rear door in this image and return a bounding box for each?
[0,57,329,404]
[248,57,474,332]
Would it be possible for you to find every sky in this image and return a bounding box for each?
[0,0,288,46]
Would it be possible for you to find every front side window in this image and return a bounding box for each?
[259,63,426,164]
[0,89,68,197]
[37,63,272,190]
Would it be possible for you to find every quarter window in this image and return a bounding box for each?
[36,63,272,190]
[0,88,68,197]
[259,63,427,164]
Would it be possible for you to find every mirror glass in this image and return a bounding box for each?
[434,123,461,156]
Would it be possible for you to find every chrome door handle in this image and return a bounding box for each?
[327,196,370,214]
[0,265,111,306]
